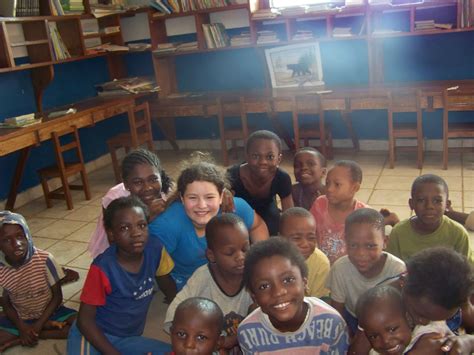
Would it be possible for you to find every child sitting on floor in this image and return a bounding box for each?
[279,207,330,300]
[67,196,174,355]
[0,211,77,352]
[164,213,253,353]
[356,285,450,355]
[237,237,349,354]
[387,174,474,263]
[227,130,294,235]
[445,200,474,231]
[170,297,224,355]
[292,147,326,210]
[327,208,406,336]
[310,160,368,264]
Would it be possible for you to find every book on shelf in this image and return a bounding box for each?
[292,30,313,41]
[280,6,306,17]
[179,0,235,12]
[128,42,152,51]
[256,30,279,44]
[202,23,229,49]
[434,23,453,30]
[101,26,121,35]
[1,0,42,17]
[176,41,198,51]
[91,4,125,18]
[48,22,72,60]
[230,31,252,46]
[153,42,178,54]
[333,27,353,37]
[0,113,42,128]
[251,8,281,20]
[96,76,159,96]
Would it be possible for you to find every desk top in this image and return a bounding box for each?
[0,95,139,156]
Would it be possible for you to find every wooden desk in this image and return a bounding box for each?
[1,95,138,210]
[149,80,474,153]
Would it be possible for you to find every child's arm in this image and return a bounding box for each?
[2,290,37,346]
[441,334,474,354]
[379,208,400,227]
[249,212,269,242]
[348,328,371,355]
[77,303,120,355]
[280,195,294,211]
[445,200,469,226]
[330,300,354,337]
[156,274,176,304]
[32,283,63,333]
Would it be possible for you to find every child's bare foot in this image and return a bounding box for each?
[43,320,67,330]
[60,268,79,286]
[380,208,400,227]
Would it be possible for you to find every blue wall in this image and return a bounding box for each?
[1,30,474,200]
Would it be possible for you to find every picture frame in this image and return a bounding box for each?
[264,42,324,89]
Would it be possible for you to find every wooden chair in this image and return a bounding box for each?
[292,94,333,159]
[216,96,254,166]
[37,126,91,210]
[107,102,154,183]
[442,87,474,169]
[387,89,423,169]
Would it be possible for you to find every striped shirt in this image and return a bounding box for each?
[0,249,64,320]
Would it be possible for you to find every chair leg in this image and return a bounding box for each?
[327,129,334,160]
[442,109,449,170]
[40,175,53,208]
[108,143,121,184]
[60,175,74,210]
[388,110,395,169]
[80,169,92,201]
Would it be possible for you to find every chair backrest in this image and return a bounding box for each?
[443,86,474,112]
[128,102,152,146]
[388,89,421,113]
[51,125,84,171]
[293,94,322,115]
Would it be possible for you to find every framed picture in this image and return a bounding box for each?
[264,42,324,88]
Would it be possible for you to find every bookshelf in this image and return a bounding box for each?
[0,0,473,108]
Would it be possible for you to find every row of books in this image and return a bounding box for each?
[151,0,236,14]
[49,22,72,60]
[460,0,474,28]
[415,20,452,31]
[0,0,41,17]
[152,41,198,55]
[202,23,229,48]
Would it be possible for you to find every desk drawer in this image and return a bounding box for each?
[0,131,38,156]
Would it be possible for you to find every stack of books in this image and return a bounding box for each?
[230,32,252,46]
[68,0,84,13]
[128,42,152,51]
[414,20,435,31]
[181,0,232,12]
[48,22,71,60]
[202,23,229,49]
[280,6,306,17]
[256,30,279,44]
[176,41,198,51]
[333,27,353,37]
[96,77,159,97]
[101,26,121,35]
[91,4,125,18]
[251,8,281,20]
[292,30,314,41]
[0,113,41,128]
[153,42,178,55]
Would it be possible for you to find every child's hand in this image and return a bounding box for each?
[379,208,400,227]
[18,324,38,346]
[445,199,453,213]
[441,334,474,355]
[221,188,235,213]
[408,332,445,355]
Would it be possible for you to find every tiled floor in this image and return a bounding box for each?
[4,148,474,354]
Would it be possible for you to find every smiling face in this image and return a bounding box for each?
[325,166,360,206]
[182,181,223,233]
[361,299,411,355]
[0,224,28,267]
[123,164,162,206]
[106,206,148,256]
[279,215,317,260]
[250,255,308,332]
[171,308,221,355]
[409,182,447,234]
[293,151,326,187]
[346,223,386,278]
[206,224,249,277]
[246,138,281,180]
